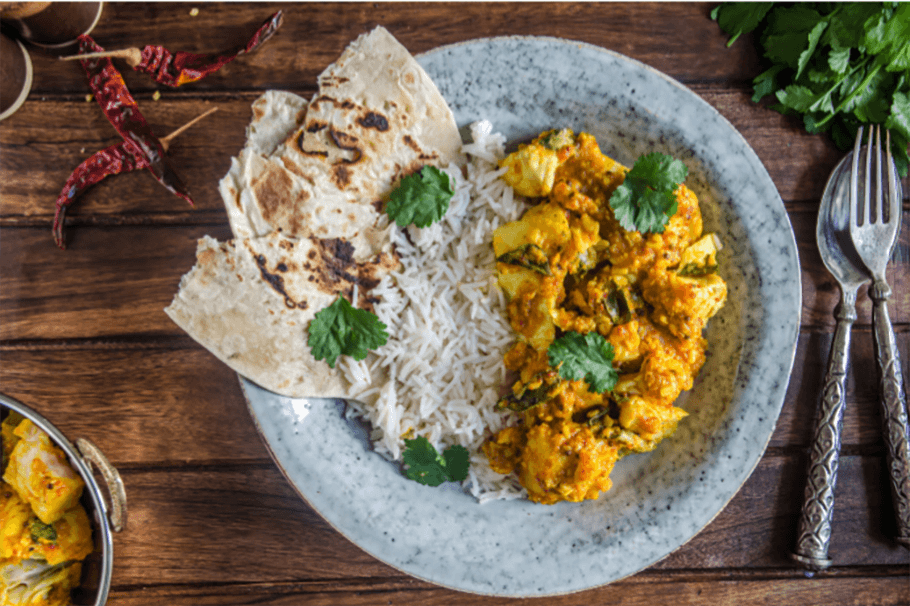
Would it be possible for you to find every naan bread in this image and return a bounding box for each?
[220,26,463,261]
[165,234,397,397]
[166,27,464,398]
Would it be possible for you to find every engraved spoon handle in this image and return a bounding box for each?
[869,279,910,546]
[791,293,856,570]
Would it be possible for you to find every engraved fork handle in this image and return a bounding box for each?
[791,292,856,570]
[869,279,910,546]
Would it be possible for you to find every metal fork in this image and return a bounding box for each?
[848,125,910,546]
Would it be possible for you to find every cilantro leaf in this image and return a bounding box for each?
[385,165,454,228]
[402,437,470,486]
[307,295,388,368]
[547,331,618,394]
[609,153,687,234]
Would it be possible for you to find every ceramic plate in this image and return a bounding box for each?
[241,36,801,597]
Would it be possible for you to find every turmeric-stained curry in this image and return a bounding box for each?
[484,130,727,504]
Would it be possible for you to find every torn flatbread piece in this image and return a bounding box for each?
[165,234,397,397]
[168,26,463,398]
[221,26,463,261]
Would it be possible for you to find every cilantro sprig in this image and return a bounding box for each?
[307,295,388,368]
[547,331,618,394]
[609,153,688,234]
[712,2,910,175]
[402,436,470,486]
[385,165,454,228]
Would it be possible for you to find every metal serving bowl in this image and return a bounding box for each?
[0,393,127,606]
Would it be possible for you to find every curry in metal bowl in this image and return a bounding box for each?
[483,129,727,504]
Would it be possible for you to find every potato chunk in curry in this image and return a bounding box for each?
[484,130,727,505]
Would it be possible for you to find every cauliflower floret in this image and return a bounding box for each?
[2,421,84,526]
[500,143,559,198]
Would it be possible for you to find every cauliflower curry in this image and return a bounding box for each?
[484,130,727,505]
[1,412,93,606]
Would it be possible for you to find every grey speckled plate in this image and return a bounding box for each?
[241,37,801,597]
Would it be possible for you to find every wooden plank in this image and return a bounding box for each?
[103,574,910,606]
[2,92,896,222]
[0,330,905,465]
[0,346,268,464]
[25,3,759,96]
[101,456,908,589]
[2,218,907,342]
[87,456,908,591]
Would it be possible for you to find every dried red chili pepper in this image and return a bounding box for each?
[67,11,284,87]
[77,34,193,205]
[136,10,284,86]
[52,142,144,249]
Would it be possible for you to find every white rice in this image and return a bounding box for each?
[339,121,527,502]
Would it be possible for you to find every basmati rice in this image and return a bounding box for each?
[340,121,527,502]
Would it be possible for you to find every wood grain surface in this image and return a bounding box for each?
[1,3,908,605]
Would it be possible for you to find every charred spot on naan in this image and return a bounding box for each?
[245,236,397,313]
[250,250,300,310]
[358,112,389,131]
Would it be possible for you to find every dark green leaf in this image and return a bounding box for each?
[711,2,774,46]
[386,165,454,228]
[402,437,470,486]
[308,296,388,368]
[752,65,784,102]
[548,331,618,394]
[497,382,551,412]
[797,20,829,79]
[496,243,551,275]
[609,153,686,234]
[776,84,819,113]
[886,91,910,141]
[442,445,470,482]
[828,47,852,73]
[30,519,57,542]
[762,5,825,69]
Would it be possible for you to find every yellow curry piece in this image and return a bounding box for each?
[485,130,727,505]
[1,414,93,606]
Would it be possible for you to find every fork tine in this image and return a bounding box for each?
[885,129,897,225]
[851,126,863,228]
[873,125,882,225]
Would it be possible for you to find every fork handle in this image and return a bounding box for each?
[869,279,910,546]
[791,294,855,570]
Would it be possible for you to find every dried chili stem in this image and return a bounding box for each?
[53,107,216,249]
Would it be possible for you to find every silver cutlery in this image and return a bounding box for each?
[848,126,910,546]
[791,150,867,570]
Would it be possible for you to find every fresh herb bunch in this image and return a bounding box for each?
[307,295,389,368]
[402,436,470,486]
[712,2,910,176]
[547,331,619,394]
[385,165,455,228]
[609,152,688,235]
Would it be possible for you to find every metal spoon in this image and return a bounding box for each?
[790,152,869,570]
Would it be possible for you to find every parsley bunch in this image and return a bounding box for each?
[402,436,470,486]
[307,295,388,368]
[712,2,910,175]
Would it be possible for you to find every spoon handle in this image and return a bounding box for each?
[791,293,856,570]
[869,279,910,546]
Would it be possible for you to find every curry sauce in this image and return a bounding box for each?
[484,130,727,505]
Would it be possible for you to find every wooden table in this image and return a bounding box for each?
[1,3,908,604]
